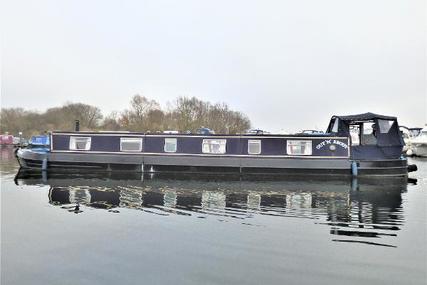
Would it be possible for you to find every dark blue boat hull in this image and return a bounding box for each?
[17,148,408,177]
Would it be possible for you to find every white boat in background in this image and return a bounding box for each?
[400,126,423,155]
[399,126,411,154]
[409,126,427,157]
[400,127,413,153]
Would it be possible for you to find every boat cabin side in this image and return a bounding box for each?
[49,132,350,158]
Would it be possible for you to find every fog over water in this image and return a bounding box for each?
[2,0,426,132]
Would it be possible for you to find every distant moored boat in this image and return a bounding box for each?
[0,135,14,146]
[410,126,427,157]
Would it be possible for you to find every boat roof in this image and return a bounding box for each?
[52,130,340,138]
[332,112,397,122]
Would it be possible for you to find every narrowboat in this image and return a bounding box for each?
[28,135,50,150]
[15,113,416,177]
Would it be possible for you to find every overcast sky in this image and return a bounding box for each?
[1,0,426,132]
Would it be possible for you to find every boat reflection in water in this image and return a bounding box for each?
[15,171,407,247]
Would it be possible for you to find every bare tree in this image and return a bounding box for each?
[170,97,250,133]
[120,95,160,131]
[0,95,251,137]
[101,111,121,131]
[61,102,103,130]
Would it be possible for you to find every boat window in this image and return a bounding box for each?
[378,119,393,133]
[202,139,226,154]
[69,137,91,151]
[120,137,142,152]
[362,123,377,145]
[410,129,421,137]
[332,118,339,133]
[286,140,312,155]
[164,138,177,153]
[363,122,375,135]
[349,125,360,146]
[248,140,261,154]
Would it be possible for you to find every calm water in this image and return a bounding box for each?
[1,147,426,285]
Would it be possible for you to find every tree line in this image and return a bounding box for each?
[0,95,251,137]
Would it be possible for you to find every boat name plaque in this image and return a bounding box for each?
[315,139,348,150]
